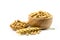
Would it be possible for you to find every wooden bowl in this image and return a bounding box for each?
[28,11,53,29]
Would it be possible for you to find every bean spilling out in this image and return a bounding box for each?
[10,20,28,31]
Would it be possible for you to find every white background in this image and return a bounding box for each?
[0,0,60,40]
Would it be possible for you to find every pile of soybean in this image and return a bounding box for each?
[10,11,53,35]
